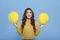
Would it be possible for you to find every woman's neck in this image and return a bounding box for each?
[26,18,31,21]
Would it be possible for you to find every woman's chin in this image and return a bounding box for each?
[27,17,30,18]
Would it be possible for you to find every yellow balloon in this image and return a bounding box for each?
[9,11,19,23]
[38,12,49,24]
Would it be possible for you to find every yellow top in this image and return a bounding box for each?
[16,20,40,39]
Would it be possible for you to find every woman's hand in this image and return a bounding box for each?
[13,23,18,27]
[39,24,44,29]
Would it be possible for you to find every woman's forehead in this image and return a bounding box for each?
[27,10,31,12]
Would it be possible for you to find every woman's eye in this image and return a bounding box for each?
[30,12,32,13]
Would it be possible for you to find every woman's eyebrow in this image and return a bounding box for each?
[30,12,32,13]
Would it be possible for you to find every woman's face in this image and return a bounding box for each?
[26,10,32,19]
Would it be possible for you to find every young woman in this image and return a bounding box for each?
[14,8,44,40]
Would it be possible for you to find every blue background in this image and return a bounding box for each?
[0,0,60,40]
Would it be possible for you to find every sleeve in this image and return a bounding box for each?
[35,21,40,36]
[16,21,22,35]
